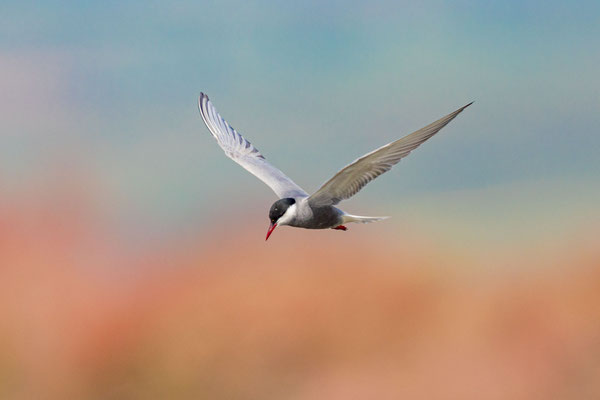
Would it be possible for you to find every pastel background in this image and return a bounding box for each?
[1,1,599,399]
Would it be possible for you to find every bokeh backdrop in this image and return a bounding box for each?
[1,1,599,399]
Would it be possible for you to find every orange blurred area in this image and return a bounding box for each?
[1,189,599,400]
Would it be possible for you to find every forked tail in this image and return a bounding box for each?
[342,214,390,224]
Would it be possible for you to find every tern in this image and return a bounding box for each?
[198,93,472,240]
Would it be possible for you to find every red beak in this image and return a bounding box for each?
[265,222,277,241]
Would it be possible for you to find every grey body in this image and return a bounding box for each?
[198,93,472,235]
[290,200,344,229]
[268,197,344,229]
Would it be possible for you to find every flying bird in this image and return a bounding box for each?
[198,93,472,240]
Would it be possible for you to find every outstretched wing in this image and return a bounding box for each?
[198,93,308,199]
[308,102,473,206]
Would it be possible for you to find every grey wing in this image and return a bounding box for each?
[308,102,473,206]
[198,93,308,199]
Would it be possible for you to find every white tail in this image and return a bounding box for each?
[342,214,390,224]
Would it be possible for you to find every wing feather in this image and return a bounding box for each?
[308,102,473,206]
[198,93,308,199]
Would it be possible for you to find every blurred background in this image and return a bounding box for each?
[1,1,599,398]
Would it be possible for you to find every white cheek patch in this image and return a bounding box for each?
[277,203,297,226]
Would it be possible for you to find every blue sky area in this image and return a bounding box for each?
[1,1,599,242]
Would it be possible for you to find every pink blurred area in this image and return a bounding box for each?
[1,178,599,400]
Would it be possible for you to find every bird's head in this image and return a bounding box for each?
[266,198,296,240]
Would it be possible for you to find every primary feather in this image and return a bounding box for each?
[198,93,308,199]
[308,102,473,206]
